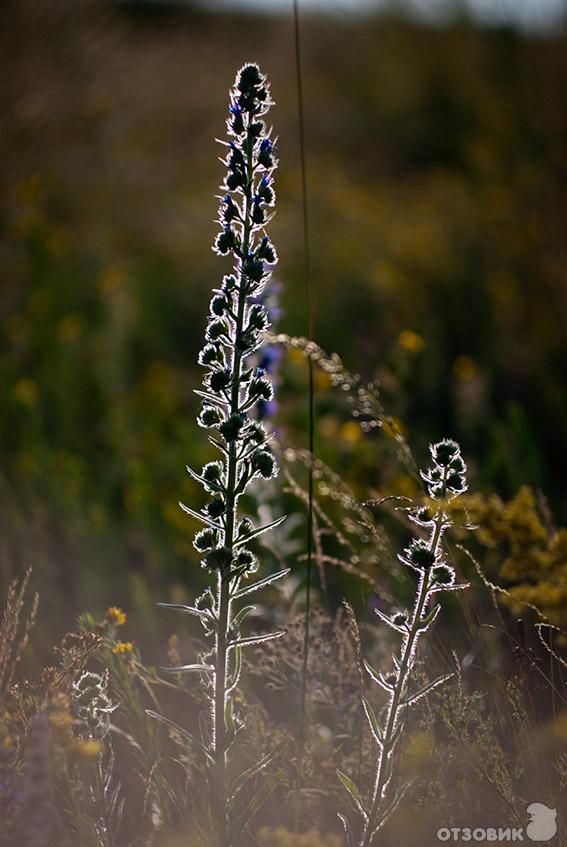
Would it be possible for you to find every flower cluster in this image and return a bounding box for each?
[399,439,469,588]
[112,640,134,655]
[191,63,280,577]
[105,606,126,627]
[72,670,117,741]
[420,438,467,499]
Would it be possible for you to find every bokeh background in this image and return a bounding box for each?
[2,0,567,658]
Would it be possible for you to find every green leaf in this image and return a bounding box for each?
[146,710,213,763]
[375,609,407,633]
[157,603,215,624]
[160,663,214,674]
[401,672,454,707]
[229,631,285,649]
[235,767,286,833]
[186,465,224,492]
[385,718,405,753]
[337,769,364,811]
[232,569,290,600]
[193,389,226,407]
[363,659,395,693]
[227,644,243,695]
[233,514,287,548]
[432,581,470,593]
[229,740,287,801]
[231,605,256,630]
[362,697,383,747]
[419,604,441,630]
[207,435,229,455]
[224,700,237,752]
[198,710,211,751]
[179,502,223,530]
[225,700,235,733]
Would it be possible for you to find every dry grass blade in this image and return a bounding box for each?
[283,450,397,593]
[343,600,365,692]
[0,568,38,699]
[267,332,418,479]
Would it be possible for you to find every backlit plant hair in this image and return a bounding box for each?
[338,439,470,847]
[148,64,287,847]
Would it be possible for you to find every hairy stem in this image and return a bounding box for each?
[361,474,447,847]
[213,128,254,847]
[361,575,430,846]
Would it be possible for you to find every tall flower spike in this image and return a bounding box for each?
[338,440,470,847]
[150,64,287,847]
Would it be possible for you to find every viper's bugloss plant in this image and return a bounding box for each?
[338,439,470,847]
[72,670,117,741]
[70,670,125,847]
[149,64,287,847]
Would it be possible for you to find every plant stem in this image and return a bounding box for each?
[360,477,447,847]
[213,127,254,847]
[294,0,316,756]
[360,573,431,847]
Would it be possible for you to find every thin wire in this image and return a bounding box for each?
[293,0,315,754]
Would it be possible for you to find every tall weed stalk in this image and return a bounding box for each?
[338,440,470,846]
[149,64,287,847]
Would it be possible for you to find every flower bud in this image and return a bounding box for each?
[209,368,231,392]
[235,549,258,572]
[237,63,263,94]
[198,405,224,428]
[215,227,236,255]
[206,318,230,342]
[201,461,224,485]
[203,546,233,571]
[252,449,276,479]
[431,439,460,467]
[229,103,244,134]
[258,138,274,168]
[248,303,269,330]
[256,236,277,263]
[431,564,455,586]
[206,495,225,518]
[401,538,437,570]
[391,611,409,627]
[210,294,229,316]
[237,517,254,538]
[219,414,245,442]
[199,343,224,367]
[194,528,218,552]
[242,258,264,283]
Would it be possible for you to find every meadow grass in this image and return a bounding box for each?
[0,55,565,847]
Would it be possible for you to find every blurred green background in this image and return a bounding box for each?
[2,0,566,652]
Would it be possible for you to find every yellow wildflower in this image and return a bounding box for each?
[314,368,332,390]
[14,378,38,407]
[340,420,362,444]
[106,606,126,626]
[452,487,567,637]
[57,313,82,343]
[453,354,478,381]
[398,329,425,353]
[74,739,103,760]
[257,827,341,847]
[112,641,134,655]
[98,263,128,295]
